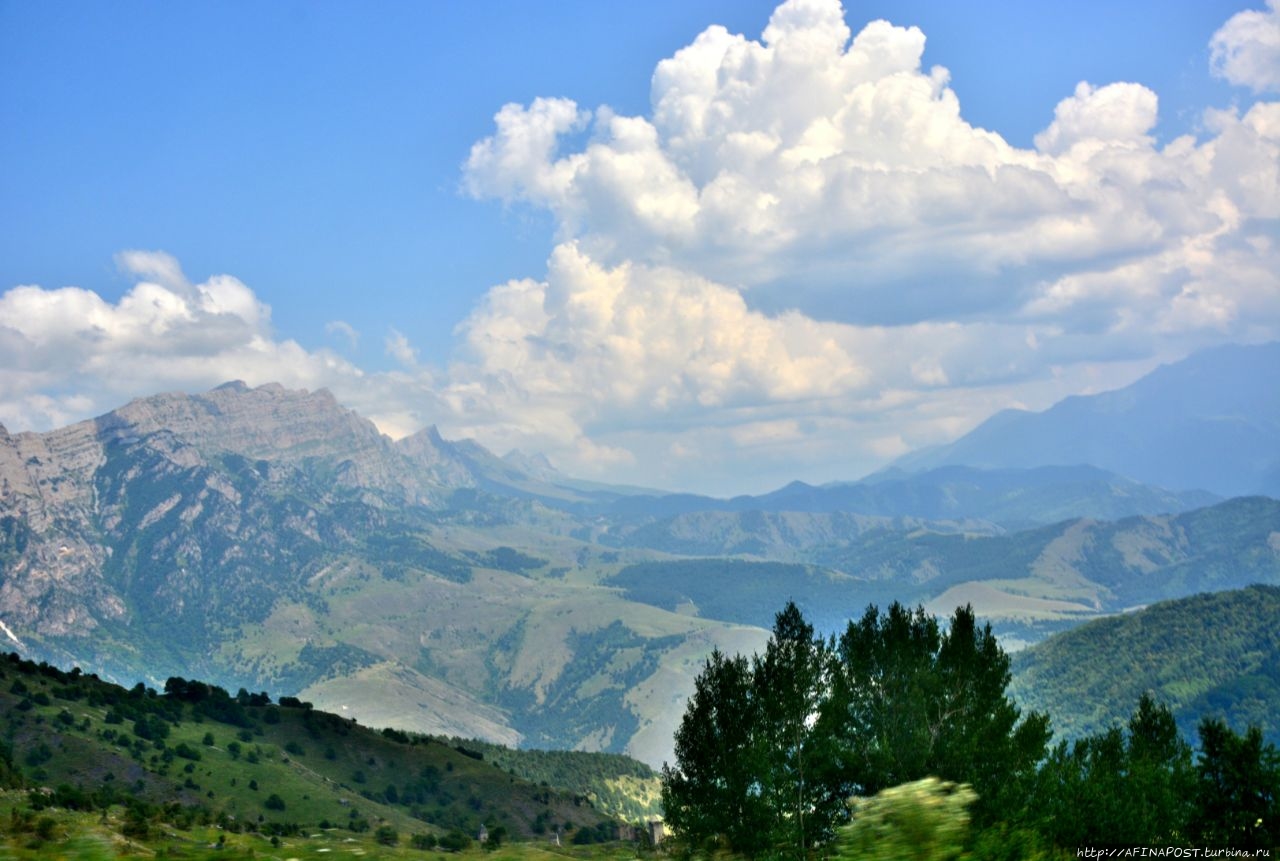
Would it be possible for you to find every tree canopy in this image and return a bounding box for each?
[662,601,1049,858]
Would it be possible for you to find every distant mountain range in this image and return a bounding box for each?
[1,342,1277,766]
[895,341,1280,498]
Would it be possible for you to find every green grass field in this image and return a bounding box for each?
[0,800,653,860]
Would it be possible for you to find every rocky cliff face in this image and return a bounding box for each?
[0,382,756,765]
[0,381,501,644]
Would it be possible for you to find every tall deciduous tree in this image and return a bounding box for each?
[825,603,1049,824]
[752,602,840,856]
[661,648,768,856]
[663,601,1047,856]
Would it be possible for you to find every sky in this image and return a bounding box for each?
[1,0,1278,495]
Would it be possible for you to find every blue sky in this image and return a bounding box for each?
[1,0,1278,494]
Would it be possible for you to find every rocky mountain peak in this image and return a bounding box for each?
[95,382,384,464]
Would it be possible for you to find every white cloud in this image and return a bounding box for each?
[385,328,420,369]
[1033,81,1158,155]
[444,0,1280,488]
[325,320,359,350]
[0,257,366,432]
[3,0,1279,496]
[462,0,1272,339]
[452,242,867,415]
[1211,0,1280,93]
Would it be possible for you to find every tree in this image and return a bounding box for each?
[825,603,1049,825]
[1191,718,1279,848]
[751,602,841,855]
[664,601,1044,857]
[1022,695,1195,848]
[661,647,768,856]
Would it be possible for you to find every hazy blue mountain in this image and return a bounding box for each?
[894,341,1280,497]
[605,464,1217,529]
[607,496,1280,641]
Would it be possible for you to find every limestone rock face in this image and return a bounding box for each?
[0,381,511,644]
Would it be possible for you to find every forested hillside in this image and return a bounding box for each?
[0,650,639,855]
[1010,585,1280,744]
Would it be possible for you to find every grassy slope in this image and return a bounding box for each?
[0,805,650,861]
[0,651,639,850]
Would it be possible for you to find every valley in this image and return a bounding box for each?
[1,343,1279,770]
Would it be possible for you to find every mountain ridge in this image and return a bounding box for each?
[2,354,1278,767]
[894,341,1280,497]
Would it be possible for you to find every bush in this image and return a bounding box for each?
[835,778,976,861]
[438,829,472,851]
[264,793,286,811]
[375,824,399,846]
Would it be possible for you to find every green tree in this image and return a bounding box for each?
[826,603,1049,824]
[752,602,840,856]
[1190,718,1279,848]
[664,601,1046,857]
[1023,695,1194,848]
[661,647,768,856]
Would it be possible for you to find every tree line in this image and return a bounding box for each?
[661,601,1280,858]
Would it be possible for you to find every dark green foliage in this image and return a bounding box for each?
[437,828,472,851]
[1190,718,1280,848]
[752,603,842,855]
[374,824,399,846]
[476,545,546,573]
[664,601,1048,858]
[826,603,1049,825]
[662,648,768,856]
[1023,695,1194,847]
[1012,585,1280,745]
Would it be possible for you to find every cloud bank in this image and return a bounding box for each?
[4,0,1279,493]
[451,0,1280,488]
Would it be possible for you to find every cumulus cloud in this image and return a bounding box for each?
[463,0,1274,339]
[4,0,1279,494]
[1211,0,1280,93]
[0,254,365,431]
[447,0,1280,487]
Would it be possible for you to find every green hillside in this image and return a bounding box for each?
[1010,584,1280,744]
[0,650,636,856]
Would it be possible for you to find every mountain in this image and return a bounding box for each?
[894,341,1280,497]
[1009,585,1280,746]
[608,465,1216,530]
[605,496,1280,642]
[2,379,1276,769]
[0,382,769,766]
